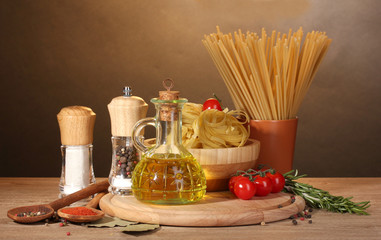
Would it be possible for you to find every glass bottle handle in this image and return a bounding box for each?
[132,117,161,152]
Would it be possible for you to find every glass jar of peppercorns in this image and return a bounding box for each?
[109,136,139,194]
[107,86,148,195]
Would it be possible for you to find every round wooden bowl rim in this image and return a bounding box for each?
[189,139,260,165]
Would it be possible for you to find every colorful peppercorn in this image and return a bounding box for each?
[15,211,46,217]
[114,146,138,178]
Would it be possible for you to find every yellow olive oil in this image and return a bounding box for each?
[131,154,206,204]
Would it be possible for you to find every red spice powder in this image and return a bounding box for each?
[61,207,97,216]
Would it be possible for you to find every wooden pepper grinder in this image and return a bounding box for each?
[57,106,96,198]
[107,86,148,195]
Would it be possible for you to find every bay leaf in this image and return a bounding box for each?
[87,216,137,228]
[121,224,160,232]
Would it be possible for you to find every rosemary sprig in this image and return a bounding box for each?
[283,170,371,215]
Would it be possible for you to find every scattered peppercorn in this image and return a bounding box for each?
[261,221,266,226]
[278,204,283,208]
[66,232,71,236]
[300,217,305,221]
[309,220,313,224]
[59,218,68,226]
[292,219,298,225]
[306,214,312,218]
[309,208,313,212]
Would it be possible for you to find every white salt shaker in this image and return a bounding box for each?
[107,86,148,195]
[57,106,96,197]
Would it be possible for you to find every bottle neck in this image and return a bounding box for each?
[157,119,182,147]
[143,99,190,158]
[155,102,183,147]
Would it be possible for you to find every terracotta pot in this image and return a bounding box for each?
[249,118,298,173]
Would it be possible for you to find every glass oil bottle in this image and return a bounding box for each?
[131,79,206,204]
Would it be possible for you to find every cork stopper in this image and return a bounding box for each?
[159,78,179,100]
[158,79,180,121]
[57,106,96,145]
[108,86,148,136]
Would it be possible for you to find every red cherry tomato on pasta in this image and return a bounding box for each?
[253,175,272,196]
[202,98,222,111]
[233,177,256,200]
[229,175,245,193]
[266,171,285,193]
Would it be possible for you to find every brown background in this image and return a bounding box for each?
[0,0,380,177]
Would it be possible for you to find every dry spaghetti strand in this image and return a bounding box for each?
[202,27,332,120]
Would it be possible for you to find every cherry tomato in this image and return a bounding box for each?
[229,175,245,193]
[202,98,222,111]
[233,177,256,200]
[253,175,272,196]
[266,171,285,193]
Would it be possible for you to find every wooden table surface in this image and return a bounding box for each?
[0,178,380,240]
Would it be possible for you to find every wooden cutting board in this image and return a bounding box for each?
[100,192,305,227]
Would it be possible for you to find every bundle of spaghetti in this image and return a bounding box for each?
[182,103,249,149]
[202,27,332,120]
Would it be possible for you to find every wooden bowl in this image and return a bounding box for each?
[143,139,260,192]
[189,139,260,191]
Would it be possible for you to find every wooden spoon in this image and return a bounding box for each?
[7,180,109,224]
[57,192,107,223]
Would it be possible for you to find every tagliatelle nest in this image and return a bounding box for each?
[182,103,250,148]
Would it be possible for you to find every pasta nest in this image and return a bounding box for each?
[182,103,250,149]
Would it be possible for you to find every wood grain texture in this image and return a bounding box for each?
[99,192,305,226]
[57,106,96,145]
[190,139,260,191]
[49,180,109,210]
[189,139,260,165]
[1,178,380,240]
[107,95,148,137]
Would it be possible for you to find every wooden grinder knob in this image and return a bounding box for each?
[57,106,96,145]
[108,86,148,137]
